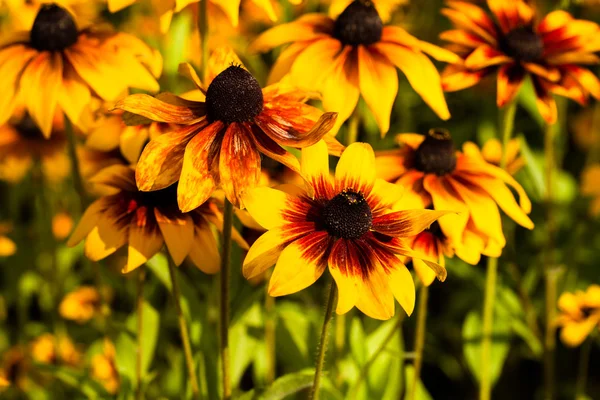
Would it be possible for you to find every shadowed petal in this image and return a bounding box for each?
[497,64,525,108]
[115,93,205,124]
[124,223,164,273]
[251,127,301,174]
[372,209,451,237]
[188,223,220,274]
[423,175,469,242]
[155,209,194,266]
[250,14,333,53]
[465,45,512,69]
[442,65,489,92]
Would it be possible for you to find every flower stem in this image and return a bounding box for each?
[167,257,200,399]
[500,101,517,170]
[410,285,429,400]
[346,109,360,145]
[220,199,234,400]
[136,267,146,400]
[198,0,209,82]
[63,113,87,211]
[265,276,276,385]
[309,282,337,400]
[575,337,592,400]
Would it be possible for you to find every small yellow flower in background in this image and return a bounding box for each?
[30,334,81,366]
[375,129,534,264]
[581,164,600,216]
[59,286,101,323]
[242,140,449,320]
[116,48,338,210]
[463,138,525,176]
[52,212,74,240]
[251,0,459,135]
[0,223,17,257]
[91,339,119,394]
[0,3,161,136]
[557,285,600,347]
[68,164,247,273]
[571,107,600,152]
[441,0,600,124]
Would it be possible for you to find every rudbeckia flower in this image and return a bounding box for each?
[328,0,406,23]
[441,0,600,124]
[30,334,81,366]
[91,340,119,394]
[375,129,534,264]
[581,164,600,216]
[59,286,102,323]
[242,141,449,320]
[68,164,247,273]
[0,3,161,137]
[116,49,338,210]
[406,221,453,286]
[463,137,524,176]
[557,285,600,347]
[251,0,458,134]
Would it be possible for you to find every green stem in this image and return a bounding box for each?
[334,312,345,386]
[410,285,429,400]
[168,258,200,399]
[136,268,146,400]
[309,283,337,400]
[575,338,592,400]
[500,101,517,170]
[265,277,276,385]
[63,114,87,211]
[220,200,234,400]
[199,0,209,82]
[346,109,360,145]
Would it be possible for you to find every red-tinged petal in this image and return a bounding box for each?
[155,209,194,266]
[538,10,572,34]
[335,143,376,196]
[533,78,558,124]
[136,123,205,192]
[423,175,470,243]
[371,209,452,237]
[440,29,490,49]
[268,231,330,296]
[441,65,489,92]
[380,26,420,48]
[497,63,526,108]
[446,1,498,40]
[366,179,405,216]
[464,45,512,70]
[566,66,600,99]
[546,51,600,65]
[301,140,334,200]
[487,0,524,33]
[176,121,224,212]
[250,14,334,53]
[243,186,309,229]
[251,127,301,174]
[89,165,137,192]
[67,197,113,247]
[523,63,560,83]
[254,109,337,148]
[547,74,587,105]
[123,223,164,273]
[115,94,205,124]
[328,239,361,314]
[441,7,497,45]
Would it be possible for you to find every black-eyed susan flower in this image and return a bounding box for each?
[581,164,600,217]
[557,285,600,347]
[328,0,406,23]
[68,164,247,273]
[91,339,119,394]
[463,137,524,176]
[375,129,534,264]
[116,48,338,211]
[242,141,449,320]
[441,0,600,124]
[0,3,161,136]
[30,334,81,366]
[251,0,459,135]
[59,286,102,323]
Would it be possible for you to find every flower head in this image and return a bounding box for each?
[0,347,29,390]
[242,140,449,320]
[116,48,338,210]
[375,129,534,264]
[251,0,459,134]
[441,0,600,123]
[0,223,17,257]
[30,334,81,366]
[0,3,161,136]
[59,286,102,323]
[91,340,119,394]
[557,285,600,347]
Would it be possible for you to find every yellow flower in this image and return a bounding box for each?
[91,340,119,394]
[3,0,99,32]
[251,0,459,135]
[116,48,338,210]
[375,129,533,264]
[0,375,8,388]
[68,164,247,273]
[328,0,406,23]
[0,223,16,257]
[463,138,525,176]
[581,164,600,216]
[0,3,161,137]
[242,141,449,320]
[59,286,102,323]
[441,0,600,124]
[557,285,600,347]
[30,334,81,366]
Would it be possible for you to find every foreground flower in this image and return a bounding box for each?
[59,286,102,323]
[581,164,600,216]
[68,164,246,273]
[0,3,161,136]
[557,285,600,347]
[116,49,337,210]
[30,334,81,366]
[242,141,449,320]
[441,0,600,124]
[463,138,524,176]
[375,130,534,264]
[91,340,119,394]
[251,0,458,134]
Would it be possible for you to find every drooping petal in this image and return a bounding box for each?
[441,65,489,92]
[497,63,525,108]
[321,47,360,132]
[251,127,301,174]
[328,239,361,314]
[385,261,416,316]
[58,63,91,128]
[355,264,395,320]
[67,197,113,247]
[124,223,164,273]
[372,209,452,237]
[188,224,221,274]
[335,143,376,196]
[155,209,194,266]
[301,140,334,199]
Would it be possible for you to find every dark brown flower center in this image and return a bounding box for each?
[501,27,544,62]
[16,114,44,140]
[30,4,78,52]
[427,221,445,240]
[323,189,372,239]
[414,129,457,176]
[205,65,264,124]
[136,183,179,210]
[333,0,383,46]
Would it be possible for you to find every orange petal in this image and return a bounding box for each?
[250,14,333,53]
[371,209,452,237]
[533,79,558,124]
[497,63,525,108]
[464,45,512,70]
[441,7,497,45]
[0,45,37,127]
[441,65,489,92]
[115,94,205,125]
[251,128,301,174]
[446,1,498,42]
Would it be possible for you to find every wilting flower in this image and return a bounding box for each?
[0,3,161,136]
[251,0,458,134]
[0,224,17,257]
[463,138,524,175]
[375,129,533,264]
[59,286,102,323]
[0,113,69,183]
[441,0,600,124]
[30,334,81,366]
[68,164,247,273]
[581,164,600,216]
[91,340,119,394]
[116,49,337,210]
[406,221,453,286]
[242,141,449,320]
[557,285,600,347]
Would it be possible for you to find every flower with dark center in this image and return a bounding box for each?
[441,0,600,124]
[333,1,383,46]
[557,285,600,347]
[206,65,264,123]
[414,129,457,176]
[375,131,534,265]
[243,141,449,320]
[30,4,79,52]
[116,48,338,211]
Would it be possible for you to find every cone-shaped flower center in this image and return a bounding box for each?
[205,65,264,124]
[30,4,78,52]
[414,129,457,176]
[136,183,179,210]
[501,27,544,62]
[333,0,383,46]
[323,189,373,239]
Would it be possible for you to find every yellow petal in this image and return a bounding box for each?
[124,224,164,273]
[355,267,395,320]
[301,140,333,199]
[188,224,220,274]
[243,228,288,279]
[335,143,376,195]
[84,222,127,262]
[206,47,244,84]
[386,261,416,316]
[423,175,469,243]
[243,187,297,230]
[371,209,452,237]
[68,197,112,247]
[155,210,194,266]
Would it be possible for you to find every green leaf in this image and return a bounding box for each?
[260,368,315,400]
[35,363,110,398]
[404,365,433,400]
[350,317,367,367]
[518,134,544,200]
[125,300,160,380]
